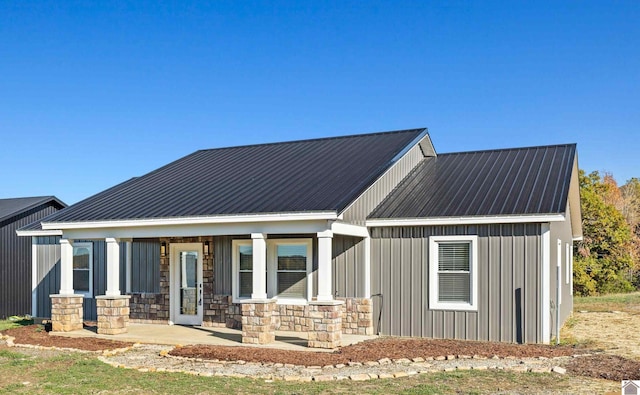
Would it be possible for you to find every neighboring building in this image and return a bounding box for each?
[0,196,66,318]
[18,128,581,347]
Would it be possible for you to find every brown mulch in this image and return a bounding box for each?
[170,337,584,366]
[566,355,640,382]
[1,324,134,351]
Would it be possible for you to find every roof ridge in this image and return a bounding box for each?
[439,143,576,156]
[196,128,427,152]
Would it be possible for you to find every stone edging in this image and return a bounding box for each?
[0,334,136,356]
[99,346,582,381]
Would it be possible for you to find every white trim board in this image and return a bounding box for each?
[367,214,565,227]
[42,211,338,230]
[16,229,63,237]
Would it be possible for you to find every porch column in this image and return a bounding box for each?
[59,239,75,295]
[316,230,333,301]
[251,233,267,300]
[98,237,130,335]
[105,238,121,296]
[51,238,83,332]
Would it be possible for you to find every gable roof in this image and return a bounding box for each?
[368,144,577,220]
[40,129,427,224]
[0,196,66,223]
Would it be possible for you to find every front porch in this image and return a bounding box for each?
[49,223,374,349]
[50,322,376,351]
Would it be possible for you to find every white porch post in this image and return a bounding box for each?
[59,238,75,295]
[105,238,121,297]
[317,230,333,301]
[363,235,371,299]
[251,233,268,300]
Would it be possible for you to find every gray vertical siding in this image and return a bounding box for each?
[0,203,61,318]
[35,236,61,318]
[340,137,429,225]
[213,236,234,295]
[370,224,544,343]
[550,203,575,337]
[131,240,160,293]
[332,235,365,298]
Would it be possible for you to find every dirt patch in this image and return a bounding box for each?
[566,355,640,382]
[170,337,582,366]
[568,311,640,360]
[2,324,134,351]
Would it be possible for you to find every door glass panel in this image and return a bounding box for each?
[180,251,198,316]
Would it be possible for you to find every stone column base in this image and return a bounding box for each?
[96,295,131,335]
[241,299,276,344]
[308,300,344,349]
[50,295,84,332]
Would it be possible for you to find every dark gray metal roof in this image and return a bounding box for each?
[369,144,577,219]
[43,129,427,223]
[0,196,66,223]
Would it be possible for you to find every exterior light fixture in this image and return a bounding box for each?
[160,242,167,257]
[204,241,210,256]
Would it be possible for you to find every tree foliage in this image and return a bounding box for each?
[574,170,638,295]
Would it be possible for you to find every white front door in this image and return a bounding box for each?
[171,243,203,325]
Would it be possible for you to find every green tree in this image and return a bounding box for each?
[575,170,635,295]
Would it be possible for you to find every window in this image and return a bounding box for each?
[429,236,477,311]
[232,240,254,300]
[73,242,93,297]
[232,238,312,303]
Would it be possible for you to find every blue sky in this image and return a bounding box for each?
[1,1,638,205]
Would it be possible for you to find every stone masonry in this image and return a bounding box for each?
[339,297,374,335]
[50,295,84,332]
[129,293,169,324]
[307,302,343,349]
[96,295,131,335]
[241,300,276,344]
[274,297,373,336]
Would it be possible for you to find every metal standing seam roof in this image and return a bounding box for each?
[0,196,66,223]
[368,144,577,219]
[39,128,427,224]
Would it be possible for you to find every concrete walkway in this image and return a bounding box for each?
[50,324,375,352]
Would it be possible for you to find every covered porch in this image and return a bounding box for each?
[48,217,374,349]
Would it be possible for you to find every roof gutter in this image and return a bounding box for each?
[366,214,566,227]
[41,211,339,230]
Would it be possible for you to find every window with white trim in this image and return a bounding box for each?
[232,238,312,303]
[73,242,93,297]
[429,235,478,311]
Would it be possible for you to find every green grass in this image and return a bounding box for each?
[574,291,640,313]
[0,350,617,394]
[0,317,34,332]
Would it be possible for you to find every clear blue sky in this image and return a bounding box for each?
[1,1,638,205]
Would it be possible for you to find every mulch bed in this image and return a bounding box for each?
[1,324,134,351]
[566,354,640,382]
[170,337,583,366]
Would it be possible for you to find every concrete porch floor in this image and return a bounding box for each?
[50,323,376,352]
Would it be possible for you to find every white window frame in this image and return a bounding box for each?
[429,235,478,311]
[232,238,313,304]
[72,242,93,298]
[231,240,254,303]
[268,238,313,304]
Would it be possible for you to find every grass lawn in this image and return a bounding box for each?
[0,317,33,332]
[573,291,640,313]
[0,348,616,395]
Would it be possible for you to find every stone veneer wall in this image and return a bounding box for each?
[96,296,130,335]
[129,293,169,324]
[273,297,373,335]
[241,301,276,344]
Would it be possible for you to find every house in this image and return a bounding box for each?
[0,196,66,319]
[17,128,581,347]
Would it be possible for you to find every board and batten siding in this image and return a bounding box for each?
[0,203,61,318]
[130,239,160,293]
[340,136,432,225]
[370,224,543,343]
